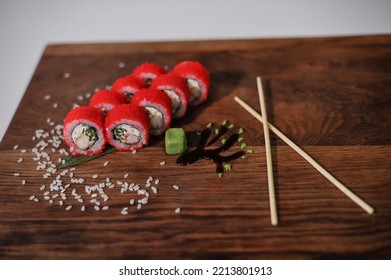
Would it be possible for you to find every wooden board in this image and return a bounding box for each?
[1,35,391,259]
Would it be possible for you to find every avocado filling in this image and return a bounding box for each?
[71,124,98,150]
[113,124,141,144]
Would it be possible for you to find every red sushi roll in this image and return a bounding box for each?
[150,73,190,120]
[111,74,146,101]
[171,61,210,107]
[63,106,106,156]
[132,62,167,86]
[131,88,172,136]
[89,89,127,112]
[105,104,150,151]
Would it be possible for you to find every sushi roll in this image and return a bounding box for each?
[89,89,126,113]
[105,104,150,151]
[131,88,172,136]
[132,62,167,86]
[171,61,210,107]
[111,74,146,102]
[150,73,190,120]
[63,106,106,156]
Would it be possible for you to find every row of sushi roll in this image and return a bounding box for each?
[63,61,210,156]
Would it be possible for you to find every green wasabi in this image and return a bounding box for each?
[165,128,187,155]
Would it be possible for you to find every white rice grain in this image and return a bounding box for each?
[92,174,99,179]
[94,205,100,211]
[154,179,160,185]
[65,205,72,211]
[103,161,109,167]
[21,179,26,185]
[14,173,21,177]
[13,144,19,150]
[175,207,181,214]
[53,102,58,109]
[130,199,135,205]
[44,95,51,100]
[81,205,86,211]
[123,173,129,179]
[29,195,35,200]
[118,62,125,68]
[173,185,179,190]
[63,72,71,79]
[160,161,166,166]
[102,206,109,211]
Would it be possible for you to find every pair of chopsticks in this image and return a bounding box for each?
[234,77,374,226]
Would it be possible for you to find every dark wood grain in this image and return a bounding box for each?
[1,35,391,259]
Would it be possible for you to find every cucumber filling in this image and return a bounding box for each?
[113,124,141,144]
[71,124,98,150]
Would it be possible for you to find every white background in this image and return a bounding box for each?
[1,0,390,141]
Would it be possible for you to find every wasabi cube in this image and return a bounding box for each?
[165,128,187,155]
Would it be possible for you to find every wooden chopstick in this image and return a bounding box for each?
[234,96,375,215]
[257,77,278,225]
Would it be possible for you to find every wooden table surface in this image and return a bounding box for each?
[0,35,390,259]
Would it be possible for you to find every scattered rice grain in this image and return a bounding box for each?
[13,145,19,150]
[103,161,109,167]
[160,161,166,166]
[65,205,72,211]
[175,207,181,214]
